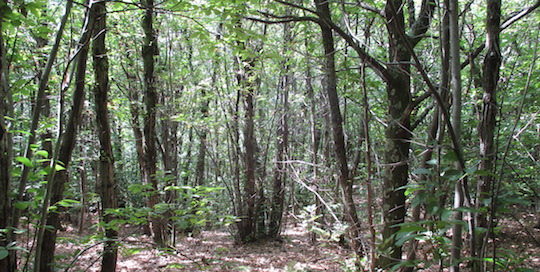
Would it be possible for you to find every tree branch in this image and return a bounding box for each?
[273,0,317,15]
[409,0,436,45]
[322,18,393,83]
[460,0,540,69]
[246,15,319,25]
[355,1,384,17]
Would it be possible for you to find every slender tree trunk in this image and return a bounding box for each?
[126,83,147,182]
[235,27,258,242]
[378,1,412,267]
[34,2,96,271]
[476,0,501,269]
[448,0,465,270]
[160,91,178,241]
[314,0,363,257]
[78,160,87,234]
[269,22,291,238]
[92,1,119,270]
[404,5,451,269]
[305,37,323,243]
[230,84,242,220]
[12,2,73,251]
[123,74,153,235]
[0,9,15,270]
[141,0,167,247]
[6,13,57,272]
[361,63,377,271]
[195,88,209,186]
[182,128,194,186]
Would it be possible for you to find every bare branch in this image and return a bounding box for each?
[354,1,384,17]
[273,0,317,15]
[323,18,393,83]
[246,16,319,25]
[409,0,436,45]
[460,1,540,69]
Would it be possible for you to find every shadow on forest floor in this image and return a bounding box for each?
[58,221,351,271]
[47,212,540,271]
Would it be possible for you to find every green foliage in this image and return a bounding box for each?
[484,249,535,271]
[104,185,232,233]
[0,247,7,260]
[168,185,229,232]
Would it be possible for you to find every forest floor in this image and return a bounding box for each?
[25,211,540,271]
[59,220,353,272]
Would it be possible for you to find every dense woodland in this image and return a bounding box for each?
[0,0,539,271]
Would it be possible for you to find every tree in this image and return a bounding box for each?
[13,0,73,236]
[141,0,168,247]
[0,0,538,270]
[448,0,465,270]
[475,0,502,266]
[34,2,96,270]
[233,19,260,243]
[0,1,14,269]
[268,20,291,239]
[92,1,119,270]
[313,0,363,257]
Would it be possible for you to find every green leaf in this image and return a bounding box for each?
[13,201,31,210]
[443,150,458,162]
[16,156,33,167]
[0,248,8,260]
[35,150,49,158]
[413,168,432,175]
[56,199,80,208]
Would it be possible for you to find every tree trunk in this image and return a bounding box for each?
[195,88,209,186]
[14,1,73,232]
[378,1,412,267]
[0,10,15,270]
[34,2,95,271]
[92,1,119,270]
[314,0,363,257]
[404,4,451,269]
[449,0,465,271]
[476,0,501,269]
[141,0,167,247]
[160,91,179,240]
[77,160,87,234]
[235,28,258,243]
[361,62,377,271]
[377,0,435,268]
[269,22,291,239]
[305,36,323,243]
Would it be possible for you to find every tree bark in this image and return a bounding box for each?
[378,0,413,267]
[77,160,87,234]
[235,25,258,242]
[476,0,502,269]
[34,2,95,271]
[92,1,119,270]
[0,7,15,270]
[314,0,363,257]
[269,21,291,239]
[377,0,435,268]
[448,0,466,271]
[141,0,167,247]
[15,1,73,227]
[195,88,209,186]
[305,36,323,244]
[160,90,179,238]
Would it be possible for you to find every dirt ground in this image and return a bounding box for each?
[59,223,352,272]
[37,212,540,271]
